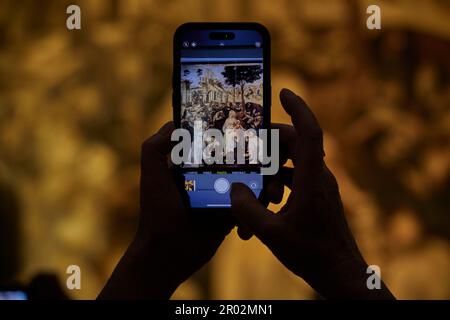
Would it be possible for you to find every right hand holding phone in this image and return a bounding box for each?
[230,88,395,299]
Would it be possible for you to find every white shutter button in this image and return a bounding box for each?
[214,178,230,194]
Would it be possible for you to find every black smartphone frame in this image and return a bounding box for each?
[172,22,271,213]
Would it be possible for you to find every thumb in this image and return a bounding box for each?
[230,183,279,244]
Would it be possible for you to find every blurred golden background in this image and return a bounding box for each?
[0,0,449,299]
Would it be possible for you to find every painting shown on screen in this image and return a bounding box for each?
[180,63,264,168]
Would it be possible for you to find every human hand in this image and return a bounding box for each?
[98,122,234,299]
[231,89,395,299]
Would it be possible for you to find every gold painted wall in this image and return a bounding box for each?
[0,0,449,299]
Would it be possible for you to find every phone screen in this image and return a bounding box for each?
[174,25,269,209]
[0,290,28,300]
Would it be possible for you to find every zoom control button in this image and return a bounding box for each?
[249,181,258,189]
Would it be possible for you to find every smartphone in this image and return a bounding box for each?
[173,22,270,211]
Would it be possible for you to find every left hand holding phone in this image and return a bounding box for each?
[98,122,235,299]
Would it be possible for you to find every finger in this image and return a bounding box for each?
[260,167,292,205]
[28,273,68,300]
[141,122,175,166]
[230,183,280,245]
[237,224,253,240]
[278,166,294,189]
[140,122,176,207]
[258,179,281,207]
[279,89,325,166]
[265,177,284,204]
[279,89,325,191]
[271,123,297,162]
[279,89,322,143]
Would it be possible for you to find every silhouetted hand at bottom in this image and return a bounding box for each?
[98,122,234,299]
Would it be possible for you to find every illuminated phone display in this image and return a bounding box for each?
[174,24,270,209]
